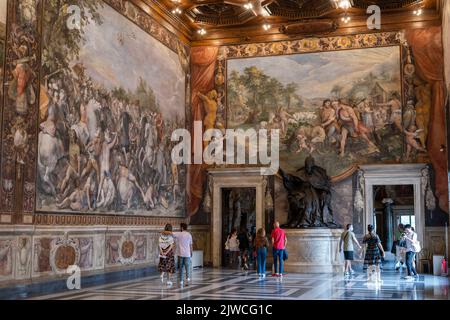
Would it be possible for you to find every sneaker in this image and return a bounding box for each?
[262,274,266,278]
[350,270,356,275]
[180,281,184,287]
[167,281,173,286]
[344,272,350,277]
[403,276,413,280]
[187,278,191,283]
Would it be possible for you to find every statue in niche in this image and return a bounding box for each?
[279,155,340,228]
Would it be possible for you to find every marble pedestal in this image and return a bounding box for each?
[283,228,344,274]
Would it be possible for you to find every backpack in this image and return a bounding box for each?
[225,236,230,251]
[412,240,422,253]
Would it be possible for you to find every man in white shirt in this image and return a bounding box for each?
[173,223,193,287]
[402,224,419,280]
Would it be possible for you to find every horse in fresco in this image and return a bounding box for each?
[85,98,101,142]
[119,111,131,164]
[37,123,65,196]
[140,117,157,170]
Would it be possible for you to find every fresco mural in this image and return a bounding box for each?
[0,0,6,102]
[36,1,186,216]
[227,46,409,179]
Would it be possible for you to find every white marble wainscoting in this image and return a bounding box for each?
[0,225,211,285]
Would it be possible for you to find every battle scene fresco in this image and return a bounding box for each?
[0,0,6,104]
[36,1,186,216]
[227,46,413,179]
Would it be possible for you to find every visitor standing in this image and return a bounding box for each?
[158,224,176,286]
[238,228,251,271]
[173,223,193,287]
[363,224,385,282]
[402,224,420,280]
[254,228,269,278]
[271,221,287,278]
[225,228,240,268]
[393,223,406,271]
[339,224,362,277]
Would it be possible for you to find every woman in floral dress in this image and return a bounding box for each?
[159,224,176,286]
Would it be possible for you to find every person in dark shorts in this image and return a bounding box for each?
[339,224,362,277]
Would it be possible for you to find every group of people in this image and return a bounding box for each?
[286,93,426,160]
[225,222,287,279]
[157,221,420,287]
[340,223,420,282]
[157,223,193,287]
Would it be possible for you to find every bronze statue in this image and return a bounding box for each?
[279,155,340,228]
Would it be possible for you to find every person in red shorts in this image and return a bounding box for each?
[271,221,287,278]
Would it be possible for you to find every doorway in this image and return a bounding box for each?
[221,188,256,267]
[373,185,415,260]
[360,164,426,271]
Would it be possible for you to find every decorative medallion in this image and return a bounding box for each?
[118,231,136,265]
[49,233,80,273]
[121,241,135,259]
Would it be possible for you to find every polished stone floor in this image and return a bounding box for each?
[28,265,450,300]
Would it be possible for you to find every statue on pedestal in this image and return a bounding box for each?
[279,155,340,228]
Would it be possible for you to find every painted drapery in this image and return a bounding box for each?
[188,46,218,216]
[443,0,450,92]
[406,26,449,212]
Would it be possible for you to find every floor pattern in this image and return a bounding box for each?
[28,266,450,300]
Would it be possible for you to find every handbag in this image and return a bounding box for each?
[225,236,230,251]
[283,249,288,261]
[412,240,422,253]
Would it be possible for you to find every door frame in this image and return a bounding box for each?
[207,168,267,267]
[360,164,426,260]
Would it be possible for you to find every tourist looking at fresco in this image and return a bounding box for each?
[271,222,287,278]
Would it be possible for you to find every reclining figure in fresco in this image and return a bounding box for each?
[278,155,340,228]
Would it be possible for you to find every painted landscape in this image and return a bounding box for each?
[227,46,403,178]
[37,1,186,216]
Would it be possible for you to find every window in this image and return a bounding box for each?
[400,215,415,229]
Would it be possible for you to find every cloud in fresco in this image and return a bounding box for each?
[228,46,400,99]
[76,4,185,120]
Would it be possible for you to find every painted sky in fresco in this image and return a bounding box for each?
[76,4,185,120]
[228,46,400,99]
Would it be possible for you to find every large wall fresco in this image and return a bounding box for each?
[0,0,6,106]
[226,46,404,179]
[36,1,187,217]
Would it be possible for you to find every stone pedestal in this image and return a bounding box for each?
[284,228,343,273]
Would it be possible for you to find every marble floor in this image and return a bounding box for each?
[28,265,450,300]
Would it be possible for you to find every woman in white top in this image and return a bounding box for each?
[402,224,419,280]
[225,228,240,268]
[158,224,176,286]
